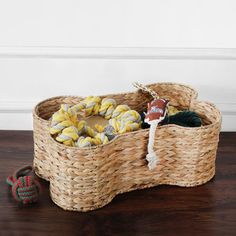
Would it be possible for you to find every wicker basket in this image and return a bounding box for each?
[33,83,221,212]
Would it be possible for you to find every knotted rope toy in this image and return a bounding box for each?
[50,96,142,147]
[133,82,170,170]
[6,166,41,204]
[145,99,169,170]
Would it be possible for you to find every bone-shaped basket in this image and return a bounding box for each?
[33,83,221,212]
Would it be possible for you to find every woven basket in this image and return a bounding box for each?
[33,83,221,212]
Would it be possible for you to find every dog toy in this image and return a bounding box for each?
[162,111,202,127]
[6,166,41,204]
[50,97,142,147]
[145,99,169,170]
[133,82,170,170]
[141,110,202,128]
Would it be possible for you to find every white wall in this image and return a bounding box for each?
[0,1,236,131]
[0,0,236,48]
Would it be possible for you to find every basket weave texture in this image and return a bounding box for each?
[33,83,221,212]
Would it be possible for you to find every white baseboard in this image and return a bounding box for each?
[0,100,235,131]
[215,102,236,131]
[0,100,36,130]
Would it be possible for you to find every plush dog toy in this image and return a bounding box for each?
[145,99,169,170]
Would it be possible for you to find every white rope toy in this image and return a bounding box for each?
[133,82,169,170]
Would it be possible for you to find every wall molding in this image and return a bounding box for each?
[0,46,236,60]
[0,100,36,113]
[215,102,236,115]
[0,100,235,131]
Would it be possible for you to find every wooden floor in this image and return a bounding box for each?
[0,131,235,236]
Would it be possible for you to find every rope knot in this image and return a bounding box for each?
[99,98,117,119]
[6,166,41,204]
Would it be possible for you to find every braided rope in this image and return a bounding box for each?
[83,96,101,116]
[50,96,142,147]
[112,105,130,119]
[99,98,116,119]
[56,126,79,146]
[133,82,159,99]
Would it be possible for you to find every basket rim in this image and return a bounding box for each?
[33,82,198,122]
[33,82,221,151]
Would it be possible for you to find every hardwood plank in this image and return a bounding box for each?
[0,131,235,236]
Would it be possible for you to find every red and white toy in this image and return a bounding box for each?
[145,99,169,170]
[132,82,169,170]
[145,99,169,124]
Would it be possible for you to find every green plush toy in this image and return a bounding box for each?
[162,111,202,127]
[141,111,202,128]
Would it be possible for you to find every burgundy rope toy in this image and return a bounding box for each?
[6,166,41,204]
